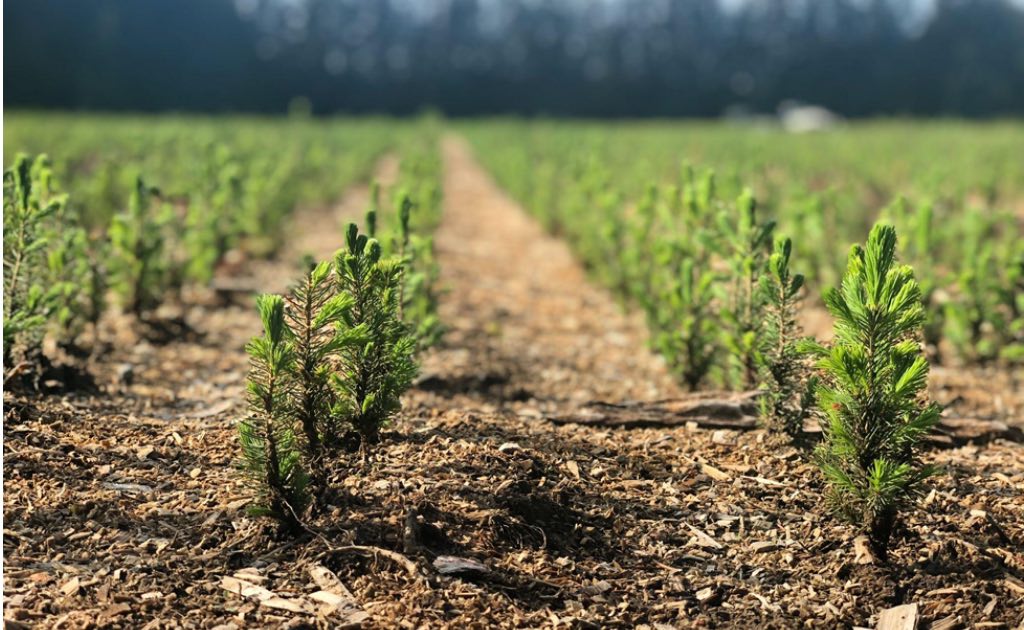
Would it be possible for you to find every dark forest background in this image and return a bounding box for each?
[5,0,1024,118]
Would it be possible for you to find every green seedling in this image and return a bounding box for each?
[803,224,941,558]
[240,294,309,531]
[332,223,418,447]
[757,236,815,442]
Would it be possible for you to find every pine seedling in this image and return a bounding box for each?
[718,188,776,389]
[183,196,221,285]
[282,261,351,483]
[46,225,98,342]
[332,223,418,447]
[942,208,1003,364]
[803,224,941,558]
[365,180,380,238]
[393,189,443,349]
[651,257,720,390]
[109,176,169,316]
[3,155,66,370]
[997,252,1024,364]
[395,190,413,320]
[239,294,308,531]
[642,171,723,390]
[624,184,659,309]
[757,236,815,442]
[882,198,945,357]
[13,155,91,344]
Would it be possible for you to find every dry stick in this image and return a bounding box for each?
[318,545,425,584]
[281,501,429,585]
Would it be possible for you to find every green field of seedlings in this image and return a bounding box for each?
[466,120,1024,369]
[4,114,1023,628]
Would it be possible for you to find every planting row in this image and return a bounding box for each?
[240,139,444,531]
[465,121,1024,367]
[463,123,1012,557]
[3,116,433,380]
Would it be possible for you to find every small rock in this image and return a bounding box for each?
[498,442,522,453]
[433,555,489,577]
[136,446,155,460]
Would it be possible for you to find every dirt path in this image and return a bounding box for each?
[416,137,679,414]
[255,153,400,293]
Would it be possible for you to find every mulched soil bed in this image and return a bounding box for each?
[4,140,1023,629]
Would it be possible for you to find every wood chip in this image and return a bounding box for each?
[750,541,779,553]
[1004,575,1024,596]
[306,564,370,627]
[565,460,581,479]
[928,615,961,630]
[854,535,875,565]
[751,591,780,612]
[685,523,723,550]
[742,475,784,486]
[699,462,731,482]
[101,603,132,619]
[549,393,760,429]
[221,575,315,614]
[102,482,153,494]
[695,586,720,605]
[711,430,736,445]
[433,555,489,577]
[876,603,917,630]
[60,576,80,596]
[189,399,234,419]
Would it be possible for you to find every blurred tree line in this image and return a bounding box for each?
[5,0,1024,117]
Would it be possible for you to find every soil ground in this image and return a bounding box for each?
[3,139,1023,629]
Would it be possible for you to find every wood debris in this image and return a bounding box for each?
[876,603,918,630]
